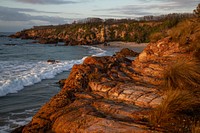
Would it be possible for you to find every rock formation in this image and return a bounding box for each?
[12,35,197,133]
[9,21,167,45]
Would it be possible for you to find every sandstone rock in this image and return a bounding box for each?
[14,37,195,132]
[116,48,139,57]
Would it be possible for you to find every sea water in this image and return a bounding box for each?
[0,32,145,132]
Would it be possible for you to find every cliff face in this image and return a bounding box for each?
[13,35,196,133]
[10,22,163,45]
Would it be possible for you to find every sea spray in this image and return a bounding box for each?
[0,46,106,96]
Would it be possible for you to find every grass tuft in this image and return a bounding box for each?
[163,58,200,90]
[150,89,200,132]
[149,58,200,132]
[167,18,200,53]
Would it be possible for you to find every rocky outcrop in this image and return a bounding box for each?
[10,21,164,45]
[115,48,139,57]
[131,37,192,86]
[13,37,196,133]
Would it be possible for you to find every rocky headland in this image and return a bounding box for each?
[9,14,192,45]
[14,34,200,133]
[12,14,200,133]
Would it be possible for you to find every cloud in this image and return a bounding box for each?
[0,6,70,24]
[15,0,78,4]
[94,0,199,17]
[0,6,76,31]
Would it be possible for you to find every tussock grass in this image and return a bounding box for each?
[149,32,165,43]
[167,18,200,51]
[150,89,200,132]
[149,58,200,132]
[163,58,200,90]
[150,89,199,124]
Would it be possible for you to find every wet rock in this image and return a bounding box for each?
[4,44,16,46]
[47,60,60,64]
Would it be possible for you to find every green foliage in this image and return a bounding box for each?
[22,13,194,45]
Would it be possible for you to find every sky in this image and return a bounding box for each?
[0,0,199,32]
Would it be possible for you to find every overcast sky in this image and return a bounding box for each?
[0,0,199,32]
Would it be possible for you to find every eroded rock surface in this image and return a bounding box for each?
[15,38,193,133]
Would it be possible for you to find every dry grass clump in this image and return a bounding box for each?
[149,58,200,132]
[167,18,200,46]
[163,58,200,90]
[149,32,165,43]
[150,89,199,127]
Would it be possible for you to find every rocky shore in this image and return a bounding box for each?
[12,36,197,132]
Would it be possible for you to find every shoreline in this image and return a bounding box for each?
[96,41,148,49]
[95,41,148,53]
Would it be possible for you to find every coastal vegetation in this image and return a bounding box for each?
[11,13,193,45]
[148,5,200,131]
[149,58,200,132]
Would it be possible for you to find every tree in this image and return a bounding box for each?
[193,3,200,18]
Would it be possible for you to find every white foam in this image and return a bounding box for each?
[0,45,106,96]
[83,45,106,56]
[0,59,83,97]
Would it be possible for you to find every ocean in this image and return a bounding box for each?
[0,32,145,133]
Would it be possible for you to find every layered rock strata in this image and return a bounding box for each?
[15,38,193,133]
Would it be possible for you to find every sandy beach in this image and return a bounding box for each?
[108,41,148,48]
[96,41,148,53]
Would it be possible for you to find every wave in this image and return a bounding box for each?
[0,108,39,133]
[0,45,106,97]
[82,45,106,56]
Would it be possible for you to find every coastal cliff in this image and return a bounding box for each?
[10,14,192,45]
[13,17,200,132]
[10,21,161,45]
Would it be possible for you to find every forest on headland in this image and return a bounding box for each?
[10,12,194,45]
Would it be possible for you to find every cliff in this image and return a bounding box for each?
[13,18,200,132]
[10,14,192,45]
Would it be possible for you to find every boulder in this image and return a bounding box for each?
[115,48,139,57]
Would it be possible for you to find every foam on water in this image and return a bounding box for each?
[0,45,106,97]
[82,45,106,56]
[0,44,107,132]
[0,108,39,133]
